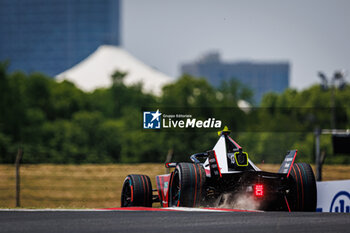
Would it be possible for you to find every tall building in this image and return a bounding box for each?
[181,52,289,103]
[0,0,121,76]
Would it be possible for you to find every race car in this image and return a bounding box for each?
[120,127,317,211]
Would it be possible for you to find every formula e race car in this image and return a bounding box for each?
[121,127,317,211]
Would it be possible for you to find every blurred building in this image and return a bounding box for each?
[181,52,289,103]
[0,0,121,76]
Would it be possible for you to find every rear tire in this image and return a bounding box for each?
[288,163,317,211]
[121,174,153,207]
[169,163,205,207]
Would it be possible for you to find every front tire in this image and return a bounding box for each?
[121,174,153,207]
[288,163,317,211]
[169,163,205,207]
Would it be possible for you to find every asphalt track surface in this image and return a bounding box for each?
[1,210,349,233]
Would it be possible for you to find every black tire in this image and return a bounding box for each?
[169,163,206,207]
[121,174,153,207]
[288,163,317,211]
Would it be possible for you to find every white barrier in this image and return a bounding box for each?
[316,180,350,212]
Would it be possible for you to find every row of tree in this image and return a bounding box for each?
[0,61,349,164]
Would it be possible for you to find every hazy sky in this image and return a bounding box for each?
[122,0,350,89]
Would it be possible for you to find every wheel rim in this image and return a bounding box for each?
[121,179,132,207]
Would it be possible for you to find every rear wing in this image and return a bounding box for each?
[278,150,297,177]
